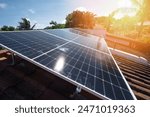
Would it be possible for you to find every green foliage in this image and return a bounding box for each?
[44,20,65,29]
[96,15,116,31]
[95,16,108,24]
[18,18,30,30]
[17,18,36,30]
[1,25,15,31]
[111,16,138,35]
[65,11,95,29]
[8,26,15,31]
[131,0,150,37]
[1,25,9,31]
[50,21,57,26]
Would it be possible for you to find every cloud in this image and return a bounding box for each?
[0,3,7,9]
[28,9,35,14]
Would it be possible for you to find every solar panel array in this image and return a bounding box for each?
[0,29,136,100]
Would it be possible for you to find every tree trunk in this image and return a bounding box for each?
[106,17,111,32]
[137,20,144,38]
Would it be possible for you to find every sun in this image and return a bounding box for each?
[114,0,136,19]
[117,0,133,8]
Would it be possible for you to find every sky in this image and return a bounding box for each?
[0,0,134,29]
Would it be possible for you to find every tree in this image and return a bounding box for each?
[131,0,150,37]
[18,18,36,30]
[107,13,115,32]
[95,16,108,25]
[1,25,9,31]
[50,20,57,27]
[112,16,138,36]
[1,25,15,31]
[106,9,122,32]
[44,20,65,29]
[65,11,95,29]
[8,26,15,31]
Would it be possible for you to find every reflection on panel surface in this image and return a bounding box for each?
[35,42,133,100]
[0,29,135,100]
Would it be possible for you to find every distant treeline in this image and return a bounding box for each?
[0,10,96,31]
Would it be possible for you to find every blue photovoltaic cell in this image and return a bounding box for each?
[44,29,109,54]
[34,42,134,100]
[0,31,67,58]
[0,29,135,100]
[45,29,78,41]
[69,29,109,54]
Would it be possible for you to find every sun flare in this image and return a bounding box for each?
[114,0,136,19]
[117,0,133,8]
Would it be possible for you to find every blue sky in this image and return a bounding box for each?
[0,0,126,29]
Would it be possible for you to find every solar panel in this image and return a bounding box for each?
[44,29,78,41]
[0,29,136,100]
[0,31,67,58]
[45,29,109,54]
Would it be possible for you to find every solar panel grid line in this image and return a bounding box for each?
[52,34,133,98]
[42,30,111,57]
[94,75,96,93]
[19,32,54,51]
[37,43,82,79]
[22,31,67,48]
[40,30,80,41]
[96,77,129,97]
[59,28,84,38]
[94,54,98,92]
[8,32,47,51]
[0,30,108,99]
[48,55,125,92]
[0,33,43,58]
[65,46,85,79]
[31,30,81,60]
[1,41,37,59]
[44,29,79,41]
[13,32,44,47]
[95,53,131,99]
[19,31,69,53]
[92,54,96,91]
[0,29,136,100]
[84,49,93,89]
[32,40,71,60]
[89,52,96,90]
[36,42,83,71]
[101,69,106,96]
[118,85,126,100]
[75,46,89,85]
[83,49,91,86]
[108,76,117,100]
[74,47,87,81]
[36,42,122,100]
[73,29,109,51]
[73,38,110,56]
[77,29,136,100]
[62,29,102,50]
[0,42,110,100]
[94,51,127,99]
[1,33,44,55]
[107,42,137,100]
[45,58,56,68]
